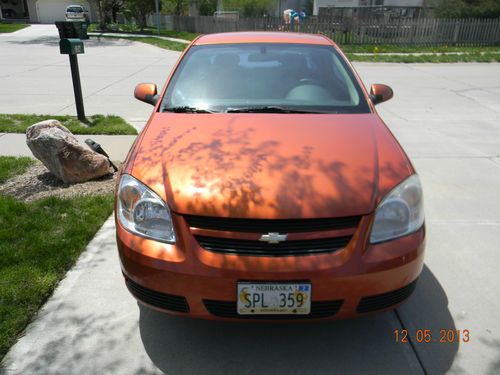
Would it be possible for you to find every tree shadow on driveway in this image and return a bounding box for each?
[139,265,457,374]
[5,36,60,46]
[5,37,137,48]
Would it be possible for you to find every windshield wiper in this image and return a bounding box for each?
[226,106,326,114]
[163,106,217,113]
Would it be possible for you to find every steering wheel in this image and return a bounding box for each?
[298,78,323,85]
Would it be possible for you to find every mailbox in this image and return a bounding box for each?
[55,21,87,122]
[55,21,89,40]
[59,38,84,55]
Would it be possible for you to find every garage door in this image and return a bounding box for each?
[36,0,91,24]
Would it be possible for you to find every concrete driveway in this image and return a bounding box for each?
[0,25,180,130]
[1,25,500,375]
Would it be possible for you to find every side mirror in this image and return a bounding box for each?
[134,83,159,106]
[370,84,393,105]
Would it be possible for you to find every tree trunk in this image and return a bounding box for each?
[92,0,107,30]
[139,12,147,31]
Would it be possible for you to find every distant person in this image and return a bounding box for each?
[283,9,293,24]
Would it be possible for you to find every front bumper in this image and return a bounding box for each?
[116,213,425,321]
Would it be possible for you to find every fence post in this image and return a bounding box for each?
[452,19,459,45]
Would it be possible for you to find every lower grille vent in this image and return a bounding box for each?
[356,279,418,313]
[126,277,189,313]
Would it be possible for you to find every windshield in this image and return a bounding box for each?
[67,6,83,12]
[161,43,370,114]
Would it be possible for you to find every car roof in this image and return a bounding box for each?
[193,32,334,46]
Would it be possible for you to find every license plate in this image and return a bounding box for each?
[237,282,311,315]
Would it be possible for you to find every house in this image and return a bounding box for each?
[313,0,425,16]
[1,0,96,23]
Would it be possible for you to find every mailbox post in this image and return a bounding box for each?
[55,22,88,122]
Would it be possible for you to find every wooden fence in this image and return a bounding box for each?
[161,16,500,46]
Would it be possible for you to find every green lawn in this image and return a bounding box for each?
[94,33,499,62]
[340,44,500,54]
[346,52,500,63]
[157,29,198,41]
[0,114,137,135]
[129,36,188,52]
[0,156,114,360]
[0,23,29,33]
[87,23,500,61]
[0,157,35,183]
[341,43,500,62]
[88,23,198,41]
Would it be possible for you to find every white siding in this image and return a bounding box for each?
[314,0,360,15]
[35,0,91,24]
[384,0,423,6]
[314,0,423,15]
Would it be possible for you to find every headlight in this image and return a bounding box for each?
[117,174,176,243]
[370,174,424,244]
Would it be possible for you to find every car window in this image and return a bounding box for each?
[66,6,83,13]
[161,43,370,114]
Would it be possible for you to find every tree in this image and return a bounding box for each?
[434,0,500,18]
[123,0,157,29]
[162,0,189,15]
[92,0,111,30]
[107,0,124,23]
[222,0,276,17]
[198,0,217,16]
[91,0,122,29]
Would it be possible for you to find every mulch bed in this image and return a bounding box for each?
[0,160,119,203]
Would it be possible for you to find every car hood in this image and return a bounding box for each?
[130,113,412,219]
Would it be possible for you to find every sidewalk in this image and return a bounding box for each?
[1,217,165,374]
[88,32,191,44]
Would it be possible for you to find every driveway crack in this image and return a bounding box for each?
[394,308,428,375]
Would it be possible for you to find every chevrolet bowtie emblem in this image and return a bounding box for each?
[259,232,288,244]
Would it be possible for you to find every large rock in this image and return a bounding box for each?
[26,120,111,183]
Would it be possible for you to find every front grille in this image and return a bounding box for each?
[125,277,189,313]
[184,214,361,233]
[195,235,352,256]
[356,278,418,313]
[203,299,343,319]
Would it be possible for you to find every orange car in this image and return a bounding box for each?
[115,32,425,320]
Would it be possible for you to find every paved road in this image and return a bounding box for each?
[0,25,180,131]
[1,25,500,375]
[357,63,500,374]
